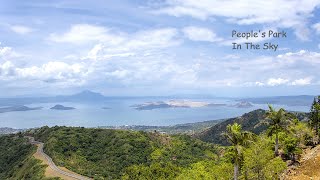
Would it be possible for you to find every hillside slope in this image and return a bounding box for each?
[196,109,309,145]
[0,134,58,180]
[195,109,267,145]
[30,126,219,179]
[284,145,320,179]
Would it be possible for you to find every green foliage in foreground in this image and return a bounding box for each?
[242,135,286,180]
[32,126,219,179]
[309,96,320,143]
[0,134,59,180]
[176,161,233,180]
[30,124,294,180]
[223,123,253,180]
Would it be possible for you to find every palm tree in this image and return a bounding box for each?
[223,123,253,180]
[265,105,291,155]
[309,96,320,144]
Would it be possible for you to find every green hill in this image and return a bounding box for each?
[195,109,309,145]
[30,126,220,179]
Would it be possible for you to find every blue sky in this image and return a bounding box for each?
[0,0,320,97]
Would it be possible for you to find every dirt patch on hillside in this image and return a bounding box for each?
[284,145,320,180]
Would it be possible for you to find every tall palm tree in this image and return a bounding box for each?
[223,123,253,180]
[309,96,320,144]
[265,105,291,155]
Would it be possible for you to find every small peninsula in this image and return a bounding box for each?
[0,105,42,113]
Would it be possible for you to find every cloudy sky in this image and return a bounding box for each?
[0,0,320,97]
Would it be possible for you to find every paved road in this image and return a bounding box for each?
[26,136,92,180]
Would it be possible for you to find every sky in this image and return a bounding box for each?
[0,0,320,97]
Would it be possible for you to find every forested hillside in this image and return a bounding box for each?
[31,126,223,179]
[196,109,309,145]
[0,134,58,180]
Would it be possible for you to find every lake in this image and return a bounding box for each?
[0,98,310,129]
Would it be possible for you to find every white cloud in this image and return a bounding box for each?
[0,61,15,78]
[49,24,180,60]
[276,50,320,65]
[312,22,320,34]
[0,46,12,57]
[10,25,34,35]
[0,44,21,60]
[1,42,319,91]
[182,26,222,42]
[48,24,180,51]
[291,77,312,86]
[84,43,136,61]
[267,78,289,86]
[153,0,320,40]
[0,61,89,86]
[222,54,240,59]
[193,49,320,88]
[108,69,130,79]
[244,77,313,87]
[48,24,125,45]
[82,28,180,60]
[255,82,265,86]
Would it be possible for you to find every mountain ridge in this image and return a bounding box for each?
[195,109,309,145]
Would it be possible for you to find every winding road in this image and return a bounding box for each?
[26,136,92,180]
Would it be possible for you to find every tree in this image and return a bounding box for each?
[289,119,314,147]
[283,136,301,162]
[265,105,291,156]
[223,123,253,180]
[175,161,233,180]
[242,135,287,180]
[309,96,320,144]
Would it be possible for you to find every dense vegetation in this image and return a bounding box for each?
[196,109,268,145]
[31,127,220,179]
[0,134,57,180]
[196,109,309,145]
[100,118,222,135]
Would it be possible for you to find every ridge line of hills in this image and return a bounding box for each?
[0,90,316,106]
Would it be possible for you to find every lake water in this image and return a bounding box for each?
[0,98,310,129]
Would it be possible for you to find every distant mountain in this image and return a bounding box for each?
[239,95,316,106]
[59,90,106,102]
[0,90,106,106]
[195,109,309,145]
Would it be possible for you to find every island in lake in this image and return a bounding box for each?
[0,105,42,113]
[50,104,75,110]
[132,100,226,110]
